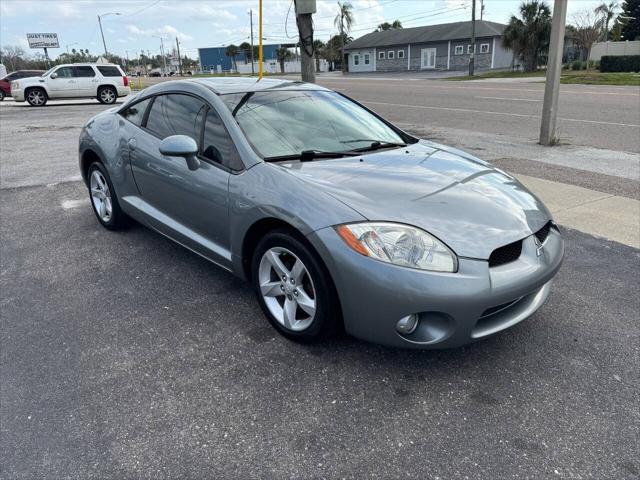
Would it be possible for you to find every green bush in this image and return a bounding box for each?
[599,55,640,72]
[571,60,585,71]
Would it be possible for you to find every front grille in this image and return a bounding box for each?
[535,221,552,244]
[489,240,522,267]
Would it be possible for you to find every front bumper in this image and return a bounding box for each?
[11,88,24,101]
[308,225,564,349]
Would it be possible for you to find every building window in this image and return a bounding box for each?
[378,51,385,60]
[388,51,394,59]
[467,44,476,54]
[454,45,464,55]
[354,54,360,66]
[480,43,490,53]
[364,54,370,65]
[397,50,404,59]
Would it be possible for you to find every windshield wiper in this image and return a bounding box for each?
[349,140,407,152]
[263,149,361,162]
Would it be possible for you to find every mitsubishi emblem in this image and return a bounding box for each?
[534,237,544,257]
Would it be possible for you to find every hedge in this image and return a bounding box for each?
[599,55,640,73]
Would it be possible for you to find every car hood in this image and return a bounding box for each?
[279,141,551,259]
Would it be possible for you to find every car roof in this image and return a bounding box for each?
[55,63,121,67]
[190,77,330,95]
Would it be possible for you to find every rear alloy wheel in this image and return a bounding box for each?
[87,162,128,230]
[252,230,340,342]
[26,88,47,106]
[98,86,117,104]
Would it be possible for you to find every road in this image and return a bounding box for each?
[1,83,639,479]
[313,76,640,153]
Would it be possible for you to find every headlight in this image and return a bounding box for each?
[12,81,19,89]
[335,222,457,272]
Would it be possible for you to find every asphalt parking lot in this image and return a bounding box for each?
[1,97,639,479]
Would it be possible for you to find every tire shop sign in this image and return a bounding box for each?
[26,33,59,49]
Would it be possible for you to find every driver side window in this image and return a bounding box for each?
[54,67,75,78]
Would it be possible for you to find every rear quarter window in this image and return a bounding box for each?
[97,66,123,77]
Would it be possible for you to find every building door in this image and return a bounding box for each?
[421,48,437,69]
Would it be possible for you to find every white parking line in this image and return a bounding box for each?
[61,198,89,210]
[476,96,540,102]
[362,100,640,128]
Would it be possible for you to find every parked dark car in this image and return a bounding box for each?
[149,71,161,77]
[0,70,44,101]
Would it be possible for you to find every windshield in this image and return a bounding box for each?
[223,90,406,158]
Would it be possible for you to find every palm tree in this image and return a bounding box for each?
[334,1,354,72]
[502,0,552,72]
[595,2,619,40]
[239,42,252,64]
[225,44,239,72]
[375,20,403,32]
[313,39,325,72]
[276,47,293,73]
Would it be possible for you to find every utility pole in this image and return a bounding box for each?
[540,0,568,146]
[295,0,316,82]
[176,37,183,76]
[469,0,476,76]
[249,9,255,75]
[480,0,485,21]
[339,8,345,74]
[153,35,167,75]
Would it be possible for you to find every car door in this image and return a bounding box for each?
[128,93,233,267]
[47,66,79,97]
[73,66,98,97]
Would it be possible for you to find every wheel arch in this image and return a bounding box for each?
[24,85,48,98]
[80,148,103,186]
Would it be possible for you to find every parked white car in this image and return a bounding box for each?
[11,63,131,106]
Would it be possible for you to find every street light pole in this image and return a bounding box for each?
[97,12,121,57]
[153,35,167,75]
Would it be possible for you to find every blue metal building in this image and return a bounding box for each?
[198,44,284,72]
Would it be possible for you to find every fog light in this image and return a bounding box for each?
[396,314,419,335]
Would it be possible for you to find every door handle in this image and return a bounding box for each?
[127,139,137,151]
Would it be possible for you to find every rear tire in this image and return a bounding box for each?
[98,86,117,104]
[26,88,47,106]
[251,229,341,342]
[87,162,128,230]
[0,90,5,101]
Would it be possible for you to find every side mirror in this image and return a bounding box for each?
[159,135,200,171]
[50,72,58,79]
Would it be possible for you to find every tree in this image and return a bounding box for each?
[619,0,640,40]
[375,20,403,32]
[334,1,354,71]
[502,0,552,72]
[313,39,325,72]
[0,45,26,71]
[573,9,603,69]
[595,2,619,40]
[239,42,252,64]
[276,47,293,73]
[225,44,239,71]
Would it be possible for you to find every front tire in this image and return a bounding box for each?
[87,162,128,230]
[0,90,5,101]
[251,229,340,342]
[26,88,47,106]
[98,86,117,104]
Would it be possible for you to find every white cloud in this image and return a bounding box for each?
[126,24,193,42]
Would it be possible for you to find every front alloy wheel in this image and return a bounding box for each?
[259,247,317,331]
[26,89,47,106]
[252,230,340,342]
[90,169,112,223]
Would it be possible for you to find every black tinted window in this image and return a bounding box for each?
[75,66,96,77]
[97,66,122,77]
[121,97,152,126]
[202,108,241,170]
[145,94,205,141]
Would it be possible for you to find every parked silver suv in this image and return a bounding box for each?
[11,63,131,106]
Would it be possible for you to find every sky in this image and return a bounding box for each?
[1,0,605,60]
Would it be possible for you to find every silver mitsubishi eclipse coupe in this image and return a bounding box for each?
[79,78,564,349]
